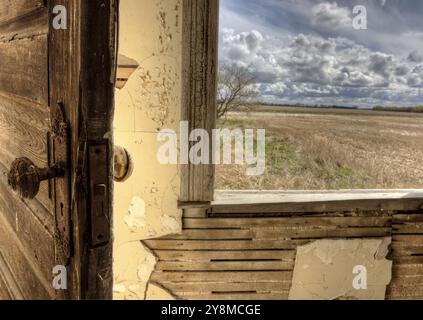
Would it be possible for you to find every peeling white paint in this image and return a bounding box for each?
[160,214,181,233]
[137,253,157,282]
[114,0,183,300]
[146,283,176,300]
[124,197,147,231]
[113,283,127,294]
[289,238,393,300]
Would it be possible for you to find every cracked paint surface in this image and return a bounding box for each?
[113,0,182,300]
[288,238,393,300]
[113,242,157,300]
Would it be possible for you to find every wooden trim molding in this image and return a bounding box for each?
[180,0,219,202]
[178,189,423,213]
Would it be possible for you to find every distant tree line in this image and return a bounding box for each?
[215,65,423,116]
[373,106,423,113]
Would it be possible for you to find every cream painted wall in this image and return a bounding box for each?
[113,0,182,300]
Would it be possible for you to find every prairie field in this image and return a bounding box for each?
[215,106,423,190]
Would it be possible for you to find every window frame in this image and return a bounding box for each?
[179,0,423,205]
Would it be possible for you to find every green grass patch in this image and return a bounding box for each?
[335,166,354,178]
[265,137,297,169]
[217,118,245,128]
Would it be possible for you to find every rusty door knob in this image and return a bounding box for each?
[7,157,65,199]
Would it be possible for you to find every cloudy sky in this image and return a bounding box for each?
[219,0,423,107]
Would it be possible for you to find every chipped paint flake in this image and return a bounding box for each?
[289,238,393,300]
[114,0,183,300]
[124,197,147,231]
[160,214,181,233]
[137,253,157,283]
[113,283,127,294]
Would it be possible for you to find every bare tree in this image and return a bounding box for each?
[217,64,258,119]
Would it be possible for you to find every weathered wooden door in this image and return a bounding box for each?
[0,0,117,299]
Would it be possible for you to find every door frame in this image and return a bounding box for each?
[49,0,118,300]
[180,0,219,203]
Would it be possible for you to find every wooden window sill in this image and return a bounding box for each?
[179,189,423,214]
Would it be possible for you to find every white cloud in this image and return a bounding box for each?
[220,28,423,107]
[311,2,352,29]
[408,50,423,63]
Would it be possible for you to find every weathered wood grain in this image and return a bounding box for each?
[0,91,52,211]
[214,189,423,203]
[162,282,292,294]
[156,260,294,272]
[0,276,12,300]
[151,271,294,283]
[183,216,392,229]
[162,229,254,240]
[77,0,117,300]
[0,1,54,300]
[180,0,219,202]
[162,227,391,240]
[145,239,309,250]
[0,35,48,104]
[0,177,55,280]
[0,5,47,42]
[148,203,423,300]
[211,198,423,214]
[0,213,54,299]
[0,0,44,25]
[48,0,117,300]
[0,0,116,300]
[0,252,22,300]
[154,250,296,262]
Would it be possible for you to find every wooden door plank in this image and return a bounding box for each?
[154,250,296,262]
[0,35,48,104]
[156,260,294,271]
[162,282,292,294]
[162,227,391,240]
[162,229,254,240]
[0,275,13,300]
[183,216,392,229]
[0,252,22,299]
[251,227,391,239]
[151,271,293,283]
[0,213,54,299]
[0,91,52,211]
[144,239,308,250]
[0,178,55,280]
[0,5,47,41]
[0,0,44,25]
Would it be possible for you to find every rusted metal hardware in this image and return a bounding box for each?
[113,145,133,182]
[50,103,71,263]
[7,102,72,263]
[89,143,111,246]
[7,158,65,199]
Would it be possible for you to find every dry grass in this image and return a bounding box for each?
[216,106,423,190]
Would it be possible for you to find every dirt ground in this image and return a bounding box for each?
[216,106,423,190]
